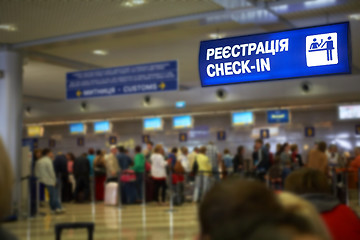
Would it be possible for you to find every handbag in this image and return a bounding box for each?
[120,169,136,183]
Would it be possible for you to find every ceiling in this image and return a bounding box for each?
[0,0,359,123]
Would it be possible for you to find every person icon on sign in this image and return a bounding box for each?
[320,36,334,61]
[310,38,323,50]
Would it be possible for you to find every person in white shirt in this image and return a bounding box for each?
[35,148,64,214]
[179,146,190,172]
[150,144,168,205]
[327,144,339,167]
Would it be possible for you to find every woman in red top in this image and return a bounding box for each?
[285,168,360,240]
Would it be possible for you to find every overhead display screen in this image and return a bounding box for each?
[173,115,193,129]
[143,117,163,131]
[267,110,290,124]
[232,112,254,126]
[70,123,86,134]
[94,121,111,133]
[27,126,44,137]
[339,105,360,120]
[199,22,350,87]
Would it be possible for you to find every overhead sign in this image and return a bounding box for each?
[27,126,44,137]
[143,117,163,131]
[305,127,315,137]
[67,60,178,99]
[267,110,290,124]
[173,115,193,129]
[94,121,111,134]
[338,105,360,120]
[199,22,350,87]
[70,123,86,134]
[232,112,254,126]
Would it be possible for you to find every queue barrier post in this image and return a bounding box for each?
[332,167,337,197]
[142,171,146,206]
[344,170,349,206]
[117,172,122,210]
[167,167,174,212]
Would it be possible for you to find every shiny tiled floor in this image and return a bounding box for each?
[4,195,360,240]
[4,203,199,240]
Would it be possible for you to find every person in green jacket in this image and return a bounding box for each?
[132,145,145,202]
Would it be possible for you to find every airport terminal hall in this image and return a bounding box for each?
[2,0,360,240]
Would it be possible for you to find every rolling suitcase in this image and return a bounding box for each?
[104,182,118,206]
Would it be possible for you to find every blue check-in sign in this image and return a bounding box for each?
[267,110,290,124]
[199,22,350,87]
[67,60,178,99]
[260,129,270,139]
[217,131,226,141]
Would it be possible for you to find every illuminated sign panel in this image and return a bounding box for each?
[232,112,254,126]
[143,117,163,131]
[339,105,360,120]
[267,110,290,124]
[94,121,111,133]
[70,123,86,134]
[27,126,44,137]
[173,115,193,129]
[199,22,350,87]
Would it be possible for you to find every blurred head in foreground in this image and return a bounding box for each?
[0,138,14,220]
[199,178,330,240]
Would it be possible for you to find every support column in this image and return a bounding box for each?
[0,47,23,216]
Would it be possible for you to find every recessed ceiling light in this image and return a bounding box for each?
[0,24,17,32]
[92,49,108,56]
[349,13,360,21]
[122,0,146,7]
[209,33,225,39]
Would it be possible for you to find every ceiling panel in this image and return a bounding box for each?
[0,0,222,43]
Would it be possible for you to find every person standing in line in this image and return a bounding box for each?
[93,150,106,201]
[53,153,71,202]
[188,147,199,172]
[150,144,168,205]
[179,146,190,172]
[87,148,95,178]
[291,144,304,170]
[279,143,292,179]
[252,139,270,180]
[66,153,76,195]
[144,141,153,163]
[132,146,145,202]
[223,149,233,173]
[265,143,274,166]
[307,141,328,176]
[35,148,64,214]
[73,153,90,202]
[105,146,120,182]
[327,144,340,168]
[233,146,245,173]
[167,147,178,171]
[117,146,133,170]
[193,146,212,203]
[206,142,221,181]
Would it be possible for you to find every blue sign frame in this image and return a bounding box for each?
[179,133,188,142]
[143,117,163,131]
[199,22,351,87]
[67,60,178,99]
[305,127,315,137]
[217,131,226,141]
[260,129,270,139]
[142,135,151,144]
[173,115,193,129]
[267,110,290,124]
